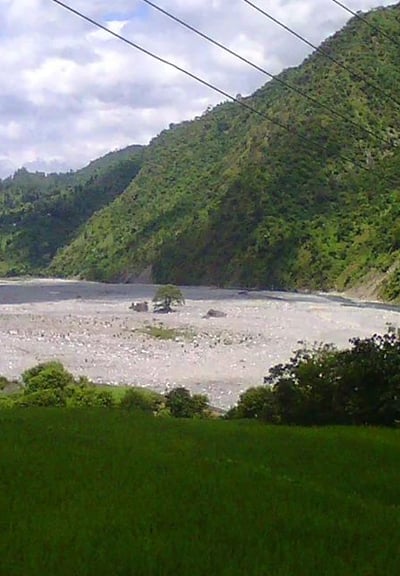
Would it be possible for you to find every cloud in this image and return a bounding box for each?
[0,0,395,177]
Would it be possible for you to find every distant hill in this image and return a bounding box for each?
[4,4,400,301]
[0,146,144,275]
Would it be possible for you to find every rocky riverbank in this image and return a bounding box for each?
[1,279,399,408]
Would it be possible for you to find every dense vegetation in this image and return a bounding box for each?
[0,360,210,417]
[1,409,399,575]
[2,330,400,426]
[0,145,143,276]
[228,333,400,426]
[1,5,400,299]
[49,5,400,298]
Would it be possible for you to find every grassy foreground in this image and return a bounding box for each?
[1,410,399,576]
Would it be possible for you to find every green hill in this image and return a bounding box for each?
[3,4,400,299]
[49,4,400,298]
[1,409,399,575]
[0,145,144,276]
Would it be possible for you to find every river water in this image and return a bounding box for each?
[1,277,399,310]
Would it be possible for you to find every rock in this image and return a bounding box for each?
[204,309,227,318]
[129,301,149,312]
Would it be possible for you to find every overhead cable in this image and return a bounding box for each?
[329,0,400,49]
[139,0,394,149]
[50,0,399,184]
[241,0,400,109]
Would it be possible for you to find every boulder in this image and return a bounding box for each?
[204,309,227,318]
[129,301,149,312]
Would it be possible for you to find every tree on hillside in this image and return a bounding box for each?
[152,285,185,313]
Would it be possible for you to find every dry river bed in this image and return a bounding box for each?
[1,279,399,409]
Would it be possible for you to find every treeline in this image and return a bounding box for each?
[0,361,211,418]
[227,333,400,427]
[1,332,400,426]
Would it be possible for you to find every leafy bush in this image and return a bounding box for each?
[226,387,277,421]
[22,361,75,393]
[67,385,115,408]
[229,334,400,426]
[15,389,67,408]
[165,387,210,418]
[0,396,15,409]
[152,285,185,313]
[119,388,163,413]
[0,375,10,390]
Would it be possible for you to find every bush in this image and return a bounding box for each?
[231,333,400,427]
[22,361,75,393]
[165,387,210,418]
[0,376,10,391]
[120,388,163,413]
[191,394,211,418]
[227,387,277,421]
[0,396,15,409]
[67,385,115,408]
[16,389,67,408]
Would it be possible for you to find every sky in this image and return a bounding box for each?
[0,0,395,178]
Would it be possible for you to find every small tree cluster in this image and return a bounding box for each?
[1,361,212,418]
[17,362,114,408]
[227,333,400,426]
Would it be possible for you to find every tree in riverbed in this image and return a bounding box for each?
[152,284,185,313]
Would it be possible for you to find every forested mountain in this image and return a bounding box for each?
[3,4,400,300]
[0,146,144,275]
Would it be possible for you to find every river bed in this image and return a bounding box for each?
[0,278,398,408]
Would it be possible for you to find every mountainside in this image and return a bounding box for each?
[49,3,400,298]
[0,146,144,275]
[3,4,400,300]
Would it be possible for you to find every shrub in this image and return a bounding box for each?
[0,376,10,391]
[232,333,400,426]
[22,361,75,394]
[152,285,185,313]
[165,387,210,418]
[191,394,211,418]
[226,386,277,421]
[120,388,162,413]
[67,385,115,408]
[16,389,67,408]
[0,396,15,409]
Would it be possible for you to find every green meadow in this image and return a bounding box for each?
[1,409,399,575]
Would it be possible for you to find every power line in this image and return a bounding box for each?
[139,0,394,149]
[50,0,397,185]
[241,0,400,109]
[329,0,400,49]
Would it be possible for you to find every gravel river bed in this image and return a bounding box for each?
[1,279,399,409]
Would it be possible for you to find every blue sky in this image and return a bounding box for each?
[0,0,396,177]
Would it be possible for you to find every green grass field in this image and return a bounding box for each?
[1,409,399,575]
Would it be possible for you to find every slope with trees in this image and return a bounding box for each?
[0,145,144,276]
[3,5,400,300]
[49,4,400,298]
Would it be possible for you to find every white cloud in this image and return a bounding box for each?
[0,0,396,177]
